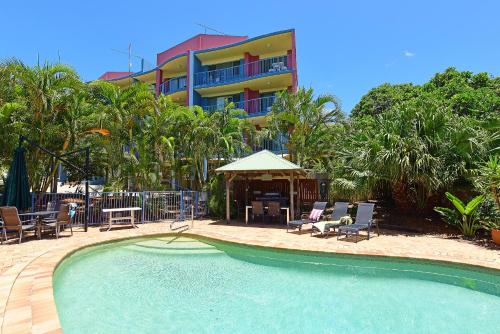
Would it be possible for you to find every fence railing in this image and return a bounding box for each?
[202,95,276,117]
[251,133,289,155]
[194,55,289,87]
[160,76,187,95]
[31,191,207,227]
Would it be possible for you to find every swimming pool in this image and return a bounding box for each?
[54,235,500,333]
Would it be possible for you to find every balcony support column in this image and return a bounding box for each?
[289,30,298,92]
[155,69,163,97]
[244,52,259,77]
[187,50,194,106]
[244,88,259,114]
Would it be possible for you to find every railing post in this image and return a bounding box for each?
[31,192,35,212]
[141,191,146,224]
[180,190,184,221]
[195,191,199,217]
[191,204,194,228]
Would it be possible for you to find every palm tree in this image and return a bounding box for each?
[89,80,156,190]
[268,87,343,168]
[0,59,83,191]
[330,95,493,209]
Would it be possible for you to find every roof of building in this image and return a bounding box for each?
[156,34,248,65]
[215,150,304,173]
[97,29,294,82]
[98,71,134,80]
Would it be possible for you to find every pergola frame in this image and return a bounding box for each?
[217,151,307,222]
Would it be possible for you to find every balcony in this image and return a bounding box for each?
[160,76,187,95]
[202,95,276,117]
[194,56,290,88]
[253,139,288,155]
[250,134,289,155]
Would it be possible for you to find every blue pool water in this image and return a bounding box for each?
[54,236,500,333]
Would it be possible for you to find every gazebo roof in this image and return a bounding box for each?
[215,150,305,174]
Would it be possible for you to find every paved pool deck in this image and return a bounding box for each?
[0,220,499,333]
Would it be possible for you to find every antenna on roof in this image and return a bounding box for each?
[111,44,154,72]
[196,23,227,35]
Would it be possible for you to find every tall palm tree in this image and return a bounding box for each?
[268,87,343,168]
[0,59,83,191]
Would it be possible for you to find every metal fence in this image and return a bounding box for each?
[31,191,207,227]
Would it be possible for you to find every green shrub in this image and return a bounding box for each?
[434,192,483,237]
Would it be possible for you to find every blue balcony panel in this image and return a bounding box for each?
[160,76,187,95]
[202,95,276,117]
[194,56,290,88]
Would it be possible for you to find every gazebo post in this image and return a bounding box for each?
[225,173,235,223]
[289,171,294,220]
[297,179,301,217]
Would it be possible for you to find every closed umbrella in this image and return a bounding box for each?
[2,147,31,211]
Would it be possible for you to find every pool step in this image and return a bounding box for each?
[124,237,222,255]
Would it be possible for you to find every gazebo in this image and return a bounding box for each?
[216,150,307,222]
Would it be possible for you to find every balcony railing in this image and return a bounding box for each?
[202,95,276,117]
[250,134,289,155]
[194,55,289,87]
[160,76,187,95]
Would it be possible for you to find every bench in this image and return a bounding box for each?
[102,207,142,231]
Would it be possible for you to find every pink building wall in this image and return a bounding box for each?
[156,34,247,66]
[98,71,133,80]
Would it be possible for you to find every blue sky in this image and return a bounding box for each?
[1,0,499,112]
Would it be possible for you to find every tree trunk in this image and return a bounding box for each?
[391,182,414,213]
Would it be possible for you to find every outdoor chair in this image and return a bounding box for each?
[337,203,378,242]
[267,201,282,223]
[251,201,265,222]
[43,201,59,222]
[43,204,73,239]
[287,201,327,232]
[311,202,350,237]
[0,206,36,244]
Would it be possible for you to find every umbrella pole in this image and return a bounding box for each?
[19,136,92,232]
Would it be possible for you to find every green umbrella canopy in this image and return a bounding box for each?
[2,147,31,211]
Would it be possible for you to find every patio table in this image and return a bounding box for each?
[245,206,289,224]
[102,207,142,231]
[19,211,59,239]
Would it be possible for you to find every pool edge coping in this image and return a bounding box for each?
[2,228,500,333]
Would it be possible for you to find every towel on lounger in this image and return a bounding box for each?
[312,216,353,234]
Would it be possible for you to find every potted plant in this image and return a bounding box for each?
[482,221,500,245]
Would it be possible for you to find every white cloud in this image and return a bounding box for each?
[403,50,416,57]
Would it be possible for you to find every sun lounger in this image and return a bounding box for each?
[287,202,327,232]
[311,202,350,237]
[337,203,378,242]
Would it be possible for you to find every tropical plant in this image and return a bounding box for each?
[268,87,343,169]
[331,95,493,208]
[353,67,500,119]
[0,59,87,191]
[434,192,484,237]
[475,155,500,211]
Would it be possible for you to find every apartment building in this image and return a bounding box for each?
[98,29,297,153]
